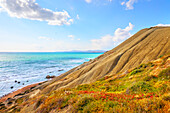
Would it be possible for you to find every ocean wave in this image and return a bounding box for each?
[68,59,86,63]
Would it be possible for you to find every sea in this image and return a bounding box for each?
[0,52,102,97]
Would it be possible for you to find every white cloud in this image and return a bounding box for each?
[38,36,53,40]
[121,2,125,5]
[155,24,170,27]
[85,0,92,3]
[68,35,81,41]
[0,0,73,25]
[76,14,80,20]
[113,23,134,41]
[91,23,134,49]
[0,7,4,12]
[121,0,138,10]
[85,0,112,4]
[68,35,75,40]
[91,35,114,50]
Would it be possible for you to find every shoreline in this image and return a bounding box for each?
[0,82,43,103]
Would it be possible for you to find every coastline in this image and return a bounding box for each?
[0,52,102,98]
[0,82,43,103]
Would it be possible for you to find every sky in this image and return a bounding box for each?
[0,0,170,52]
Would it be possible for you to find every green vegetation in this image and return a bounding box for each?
[33,55,170,113]
[0,55,169,113]
[129,68,144,76]
[158,67,170,79]
[159,55,164,58]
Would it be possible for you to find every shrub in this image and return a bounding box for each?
[143,75,157,81]
[159,55,164,58]
[129,69,144,76]
[158,67,170,80]
[74,96,94,111]
[104,101,118,108]
[129,81,156,93]
[82,100,118,113]
[162,94,170,101]
[15,98,23,104]
[76,84,91,91]
[83,100,104,113]
[139,64,148,69]
[158,84,169,94]
[100,86,106,89]
[98,78,105,81]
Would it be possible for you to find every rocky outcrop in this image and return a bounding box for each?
[46,75,55,79]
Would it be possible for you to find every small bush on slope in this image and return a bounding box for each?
[158,67,170,80]
[129,81,157,93]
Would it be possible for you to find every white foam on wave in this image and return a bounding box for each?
[69,59,86,63]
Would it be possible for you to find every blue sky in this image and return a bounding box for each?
[0,0,170,52]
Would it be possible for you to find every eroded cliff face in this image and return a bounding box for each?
[36,27,170,94]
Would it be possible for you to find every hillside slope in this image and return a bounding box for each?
[1,53,170,113]
[36,27,170,94]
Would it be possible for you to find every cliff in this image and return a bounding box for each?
[35,27,170,94]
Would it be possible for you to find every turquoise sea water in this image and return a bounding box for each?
[0,52,102,97]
